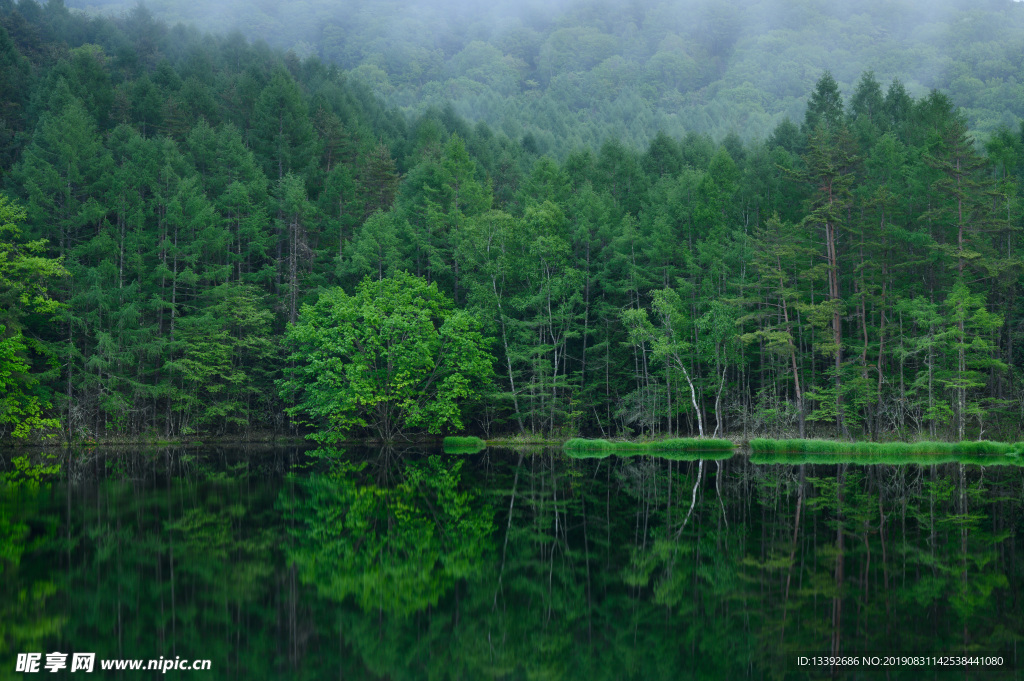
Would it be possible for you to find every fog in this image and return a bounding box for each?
[61,0,1024,148]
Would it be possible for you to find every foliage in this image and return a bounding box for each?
[0,196,65,439]
[0,0,1023,445]
[66,0,1024,152]
[280,273,494,441]
[282,455,493,617]
[0,454,61,490]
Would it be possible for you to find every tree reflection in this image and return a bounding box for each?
[282,450,494,618]
[1,447,1022,680]
[0,455,64,681]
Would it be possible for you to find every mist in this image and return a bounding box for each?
[59,0,1024,151]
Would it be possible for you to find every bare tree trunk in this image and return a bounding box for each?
[675,359,704,438]
[713,364,726,438]
[676,459,703,537]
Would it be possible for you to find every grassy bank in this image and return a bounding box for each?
[750,438,1019,455]
[442,436,487,454]
[749,438,1023,465]
[564,438,735,460]
[483,433,563,445]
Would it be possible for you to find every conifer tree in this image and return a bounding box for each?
[800,121,858,438]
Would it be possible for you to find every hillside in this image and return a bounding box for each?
[65,0,1024,154]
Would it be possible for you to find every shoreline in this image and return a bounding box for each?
[4,434,1022,454]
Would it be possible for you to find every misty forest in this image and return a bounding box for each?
[2,0,1024,445]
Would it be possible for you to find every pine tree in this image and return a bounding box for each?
[0,24,29,170]
[923,112,997,280]
[938,279,1005,440]
[803,71,844,138]
[276,173,316,323]
[358,141,399,220]
[799,122,859,438]
[251,69,317,182]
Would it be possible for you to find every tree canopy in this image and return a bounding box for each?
[0,0,1022,443]
[281,273,493,441]
[0,195,65,439]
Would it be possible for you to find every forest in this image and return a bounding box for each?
[65,0,1024,152]
[1,0,1024,444]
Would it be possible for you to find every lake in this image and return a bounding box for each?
[1,444,1021,679]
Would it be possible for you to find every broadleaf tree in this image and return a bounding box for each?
[280,271,494,441]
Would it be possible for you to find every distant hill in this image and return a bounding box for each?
[65,0,1024,154]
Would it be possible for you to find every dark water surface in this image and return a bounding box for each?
[2,443,1023,679]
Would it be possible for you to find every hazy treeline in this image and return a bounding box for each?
[1,0,1024,442]
[66,0,1024,153]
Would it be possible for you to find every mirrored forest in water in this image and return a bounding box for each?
[2,446,1022,679]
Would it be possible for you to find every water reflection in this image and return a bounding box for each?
[283,451,493,617]
[0,445,1021,679]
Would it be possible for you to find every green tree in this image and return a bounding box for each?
[358,142,399,220]
[799,123,858,438]
[923,112,998,280]
[742,214,813,437]
[250,69,317,182]
[938,279,1005,440]
[803,71,844,138]
[0,24,29,171]
[280,272,493,441]
[648,288,705,438]
[167,283,275,434]
[276,173,316,324]
[342,209,407,282]
[0,196,66,438]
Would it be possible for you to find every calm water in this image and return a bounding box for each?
[1,444,1022,680]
